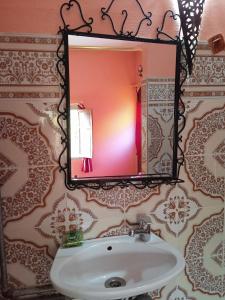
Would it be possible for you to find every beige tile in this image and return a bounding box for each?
[180,164,223,208]
[86,215,125,240]
[180,208,225,299]
[158,278,197,300]
[5,239,53,288]
[177,206,224,257]
[184,154,224,203]
[1,165,57,225]
[176,268,224,300]
[183,100,225,156]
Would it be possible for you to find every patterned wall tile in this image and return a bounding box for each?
[25,101,62,160]
[0,50,58,86]
[144,78,175,175]
[151,185,200,237]
[5,239,53,287]
[83,185,159,212]
[0,152,17,185]
[124,185,176,246]
[147,78,175,101]
[0,34,63,292]
[0,112,58,224]
[185,209,225,297]
[185,55,225,86]
[184,48,225,102]
[35,193,97,245]
[0,32,225,300]
[184,103,225,201]
[183,98,203,118]
[7,274,26,290]
[0,33,60,100]
[27,102,59,132]
[0,112,56,166]
[153,152,173,175]
[97,220,131,238]
[147,114,164,163]
[148,288,164,300]
[97,219,162,240]
[185,105,225,156]
[166,285,196,300]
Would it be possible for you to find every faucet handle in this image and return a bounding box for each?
[137,213,152,227]
[128,228,135,237]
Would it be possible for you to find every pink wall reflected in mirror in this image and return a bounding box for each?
[69,48,141,178]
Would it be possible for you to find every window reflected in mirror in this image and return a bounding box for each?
[67,34,178,180]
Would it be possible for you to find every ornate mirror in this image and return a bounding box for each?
[57,1,187,189]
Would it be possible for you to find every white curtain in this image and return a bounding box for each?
[70,108,93,159]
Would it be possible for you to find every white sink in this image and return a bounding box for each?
[50,234,185,300]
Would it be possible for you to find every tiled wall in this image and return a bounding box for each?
[141,78,175,175]
[0,35,224,300]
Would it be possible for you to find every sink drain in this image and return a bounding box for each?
[105,277,126,288]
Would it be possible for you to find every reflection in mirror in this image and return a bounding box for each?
[67,34,179,180]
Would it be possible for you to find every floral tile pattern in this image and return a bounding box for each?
[27,102,60,133]
[98,219,162,239]
[167,286,196,300]
[36,193,97,245]
[8,274,26,289]
[153,153,173,175]
[185,105,225,200]
[147,114,164,162]
[149,288,164,300]
[0,152,17,185]
[5,239,53,287]
[183,99,203,115]
[83,185,160,212]
[0,113,58,223]
[0,50,58,86]
[152,185,200,237]
[211,240,225,267]
[185,56,225,86]
[214,139,225,169]
[98,220,131,237]
[0,35,224,300]
[142,78,175,175]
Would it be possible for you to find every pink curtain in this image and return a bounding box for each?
[135,88,142,173]
[82,158,93,173]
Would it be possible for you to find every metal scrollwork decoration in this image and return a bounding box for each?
[59,0,93,33]
[177,0,206,74]
[101,0,152,37]
[156,9,187,178]
[176,44,188,176]
[156,10,182,41]
[57,0,94,190]
[57,0,189,190]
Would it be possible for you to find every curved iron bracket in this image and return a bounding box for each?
[157,10,182,41]
[59,0,93,33]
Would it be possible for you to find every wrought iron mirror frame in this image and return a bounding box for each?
[57,0,187,190]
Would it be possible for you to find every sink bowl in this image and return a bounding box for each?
[50,234,185,300]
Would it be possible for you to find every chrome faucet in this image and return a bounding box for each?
[129,214,152,242]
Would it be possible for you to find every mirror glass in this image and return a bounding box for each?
[67,34,179,181]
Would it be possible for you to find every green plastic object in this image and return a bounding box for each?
[62,229,83,248]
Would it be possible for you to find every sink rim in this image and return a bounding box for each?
[50,234,185,300]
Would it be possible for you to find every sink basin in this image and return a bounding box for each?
[50,234,185,300]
